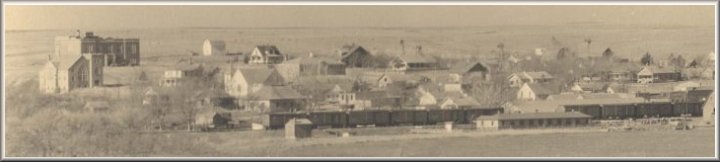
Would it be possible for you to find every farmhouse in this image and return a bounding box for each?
[448,61,491,82]
[53,31,140,66]
[508,71,554,87]
[636,66,682,84]
[475,112,593,130]
[249,45,286,64]
[159,62,204,87]
[38,53,105,94]
[339,44,373,68]
[516,83,561,101]
[224,66,286,98]
[245,85,306,113]
[202,39,227,56]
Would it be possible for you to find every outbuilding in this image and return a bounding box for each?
[285,118,314,139]
[475,112,593,130]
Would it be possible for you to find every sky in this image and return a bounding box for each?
[4,5,716,30]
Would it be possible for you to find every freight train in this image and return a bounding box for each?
[563,101,705,120]
[262,107,504,129]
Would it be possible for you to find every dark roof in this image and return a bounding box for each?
[340,44,370,59]
[476,112,592,120]
[255,45,283,56]
[449,61,489,74]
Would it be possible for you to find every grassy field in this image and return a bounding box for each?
[134,126,714,157]
[212,127,715,157]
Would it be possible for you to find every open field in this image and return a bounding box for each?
[4,24,714,86]
[135,126,715,157]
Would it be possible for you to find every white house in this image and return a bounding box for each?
[203,39,227,56]
[249,45,286,64]
[517,83,558,101]
[224,67,285,98]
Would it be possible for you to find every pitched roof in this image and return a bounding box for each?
[449,61,489,74]
[340,44,370,59]
[293,75,354,92]
[249,85,305,100]
[476,112,592,120]
[54,55,84,70]
[526,83,560,96]
[232,67,279,85]
[255,45,283,56]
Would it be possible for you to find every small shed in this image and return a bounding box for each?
[285,118,313,139]
[84,101,110,112]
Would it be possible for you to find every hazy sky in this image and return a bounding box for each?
[4,5,715,30]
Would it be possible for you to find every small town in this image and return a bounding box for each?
[3,4,716,158]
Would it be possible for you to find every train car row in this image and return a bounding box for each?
[264,108,504,129]
[563,102,705,119]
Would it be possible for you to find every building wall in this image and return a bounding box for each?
[38,62,59,93]
[517,84,537,101]
[475,119,499,129]
[497,118,590,129]
[224,71,250,97]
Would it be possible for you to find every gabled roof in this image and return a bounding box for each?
[54,55,85,70]
[449,61,489,74]
[340,44,370,59]
[231,67,281,85]
[249,85,305,100]
[525,83,560,96]
[294,75,354,92]
[255,45,283,56]
[476,112,592,120]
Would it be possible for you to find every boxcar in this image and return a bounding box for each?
[636,102,673,118]
[266,113,308,129]
[428,109,464,124]
[564,105,603,119]
[348,110,391,127]
[390,109,418,125]
[672,102,703,117]
[308,111,347,128]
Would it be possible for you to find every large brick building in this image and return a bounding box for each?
[52,31,140,66]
